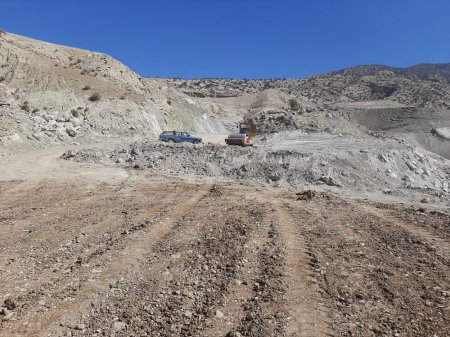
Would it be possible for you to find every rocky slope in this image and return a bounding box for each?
[164,65,450,157]
[166,64,450,108]
[0,31,225,149]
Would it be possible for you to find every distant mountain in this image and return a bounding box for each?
[167,63,450,109]
[333,63,450,83]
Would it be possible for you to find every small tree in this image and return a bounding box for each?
[288,98,300,111]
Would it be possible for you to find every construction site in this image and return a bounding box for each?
[0,31,449,337]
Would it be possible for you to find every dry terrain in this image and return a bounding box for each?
[0,147,449,337]
[0,31,449,337]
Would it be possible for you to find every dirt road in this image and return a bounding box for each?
[0,150,449,337]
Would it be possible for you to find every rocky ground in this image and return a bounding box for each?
[0,152,448,337]
[65,130,450,207]
[0,30,449,337]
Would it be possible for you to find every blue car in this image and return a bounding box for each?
[159,131,202,144]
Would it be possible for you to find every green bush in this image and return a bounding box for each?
[288,98,301,111]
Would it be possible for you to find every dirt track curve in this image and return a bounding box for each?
[0,151,449,337]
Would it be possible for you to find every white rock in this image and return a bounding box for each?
[2,312,14,321]
[113,321,126,331]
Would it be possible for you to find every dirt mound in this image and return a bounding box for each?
[67,132,450,203]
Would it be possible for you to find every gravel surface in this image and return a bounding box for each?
[0,174,448,337]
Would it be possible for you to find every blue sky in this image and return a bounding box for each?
[1,0,449,78]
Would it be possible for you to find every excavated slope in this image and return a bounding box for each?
[0,32,226,149]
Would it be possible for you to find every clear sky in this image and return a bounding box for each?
[1,0,449,78]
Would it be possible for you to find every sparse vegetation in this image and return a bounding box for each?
[71,109,81,118]
[88,92,101,102]
[0,28,5,37]
[20,101,30,112]
[288,98,301,111]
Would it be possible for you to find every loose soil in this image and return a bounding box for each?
[0,149,448,337]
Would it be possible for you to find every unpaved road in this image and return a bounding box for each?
[0,149,449,337]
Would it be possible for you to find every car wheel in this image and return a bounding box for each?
[193,140,200,144]
[168,139,175,143]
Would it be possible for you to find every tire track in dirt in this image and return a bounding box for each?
[292,192,450,337]
[272,197,333,337]
[357,203,450,258]
[236,217,286,337]
[202,194,271,337]
[0,181,178,301]
[60,184,265,337]
[44,182,212,337]
[2,182,212,337]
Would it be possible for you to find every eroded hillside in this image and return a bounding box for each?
[0,32,226,148]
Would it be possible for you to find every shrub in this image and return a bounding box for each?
[71,109,80,118]
[167,99,172,106]
[32,108,40,113]
[0,28,5,37]
[21,101,30,112]
[288,98,300,111]
[88,92,101,102]
[82,85,91,90]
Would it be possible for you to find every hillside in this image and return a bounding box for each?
[0,30,449,160]
[166,64,450,108]
[164,65,450,158]
[0,32,225,148]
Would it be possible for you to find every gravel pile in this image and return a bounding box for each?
[66,132,450,203]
